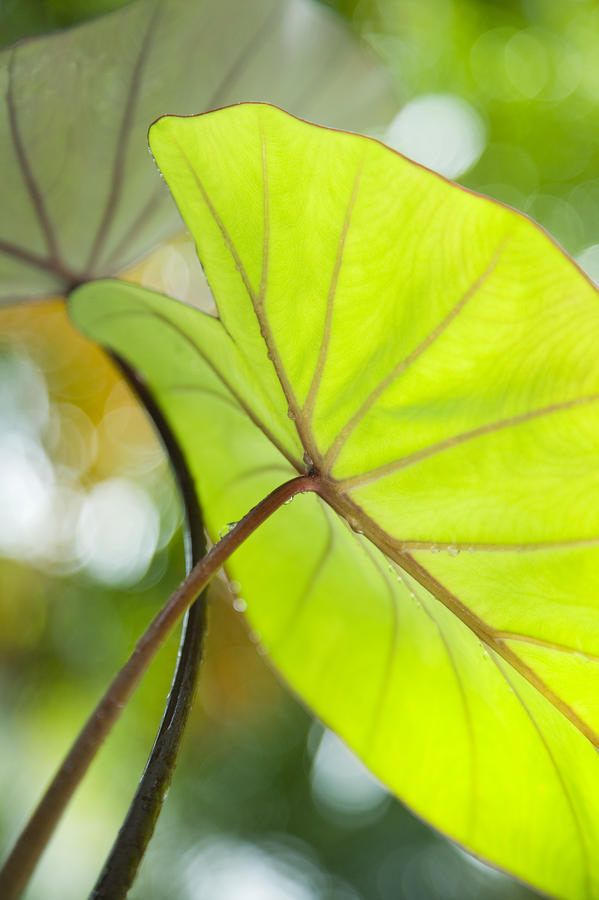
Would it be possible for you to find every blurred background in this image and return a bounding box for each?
[2,0,599,897]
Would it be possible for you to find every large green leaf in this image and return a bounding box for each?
[0,0,396,304]
[70,103,599,898]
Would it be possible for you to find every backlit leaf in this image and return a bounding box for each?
[70,103,599,898]
[0,0,396,304]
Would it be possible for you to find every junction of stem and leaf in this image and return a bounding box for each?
[0,473,320,900]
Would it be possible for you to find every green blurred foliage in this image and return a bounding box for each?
[7,0,599,896]
[0,0,132,46]
[325,0,599,259]
[0,274,536,899]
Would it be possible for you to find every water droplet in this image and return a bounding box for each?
[575,651,590,665]
[287,407,296,420]
[229,579,241,594]
[218,521,238,538]
[447,545,459,557]
[249,629,261,644]
[303,451,313,468]
[479,641,489,659]
[233,597,247,612]
[430,543,439,554]
[283,495,294,506]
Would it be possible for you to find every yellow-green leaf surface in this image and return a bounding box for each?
[70,104,599,899]
[0,0,395,304]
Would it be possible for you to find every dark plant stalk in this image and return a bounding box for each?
[88,357,207,899]
[90,602,206,900]
[0,473,318,900]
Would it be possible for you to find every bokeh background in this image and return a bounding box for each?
[2,0,599,897]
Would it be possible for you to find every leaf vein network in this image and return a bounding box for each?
[322,238,510,474]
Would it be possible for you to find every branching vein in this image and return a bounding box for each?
[323,238,509,472]
[91,304,302,471]
[490,654,591,899]
[338,391,599,491]
[303,158,364,425]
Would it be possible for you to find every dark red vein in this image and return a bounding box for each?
[90,304,302,471]
[255,119,313,450]
[172,138,257,301]
[303,158,364,426]
[172,124,317,462]
[0,239,72,285]
[494,631,599,663]
[316,482,599,748]
[338,391,599,491]
[490,654,591,899]
[7,49,61,265]
[323,238,509,473]
[394,535,599,553]
[85,1,161,273]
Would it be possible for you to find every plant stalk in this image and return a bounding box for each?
[88,355,208,899]
[0,473,318,900]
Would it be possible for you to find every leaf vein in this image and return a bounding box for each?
[356,538,401,756]
[85,1,161,273]
[91,304,302,471]
[7,49,62,265]
[494,631,599,663]
[303,157,364,425]
[323,237,510,472]
[338,391,599,491]
[269,503,335,652]
[397,569,478,838]
[490,654,592,899]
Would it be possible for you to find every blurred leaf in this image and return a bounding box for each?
[71,103,599,898]
[0,0,133,47]
[0,0,397,305]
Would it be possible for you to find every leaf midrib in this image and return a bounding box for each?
[159,114,599,753]
[319,479,599,750]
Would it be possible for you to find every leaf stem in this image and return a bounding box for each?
[87,355,208,899]
[89,600,207,900]
[0,473,319,900]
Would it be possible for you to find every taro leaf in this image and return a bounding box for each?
[0,0,396,305]
[70,103,599,898]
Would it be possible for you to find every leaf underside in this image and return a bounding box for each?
[71,104,599,900]
[0,0,396,304]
